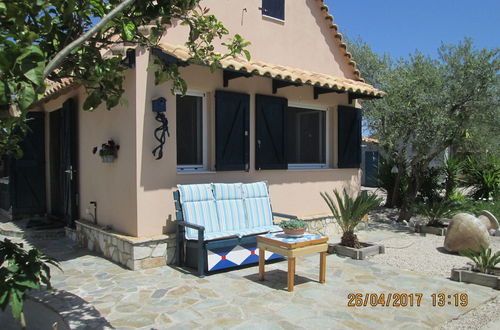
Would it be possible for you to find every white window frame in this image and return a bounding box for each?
[287,102,330,170]
[261,0,285,23]
[175,90,208,173]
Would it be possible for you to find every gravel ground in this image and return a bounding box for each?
[365,207,500,330]
[370,233,500,278]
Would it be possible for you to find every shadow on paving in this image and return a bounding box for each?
[244,269,317,291]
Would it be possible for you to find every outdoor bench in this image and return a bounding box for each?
[174,181,297,277]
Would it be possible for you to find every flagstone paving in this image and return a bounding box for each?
[18,236,497,329]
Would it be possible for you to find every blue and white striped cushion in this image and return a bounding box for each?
[212,183,247,232]
[242,182,274,228]
[178,184,220,240]
[238,225,282,237]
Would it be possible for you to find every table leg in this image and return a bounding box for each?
[319,251,326,284]
[288,257,296,292]
[259,248,265,281]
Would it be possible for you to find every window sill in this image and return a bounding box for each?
[176,170,216,175]
[262,15,285,24]
[286,168,337,172]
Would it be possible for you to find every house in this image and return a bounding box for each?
[3,0,383,269]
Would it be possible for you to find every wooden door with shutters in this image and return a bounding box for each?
[60,99,78,227]
[9,112,46,216]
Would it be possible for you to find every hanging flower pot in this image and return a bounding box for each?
[101,155,116,163]
[93,140,120,163]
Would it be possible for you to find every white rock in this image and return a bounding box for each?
[444,213,490,253]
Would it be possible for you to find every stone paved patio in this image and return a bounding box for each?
[14,235,497,329]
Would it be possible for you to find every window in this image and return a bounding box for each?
[262,0,285,21]
[176,92,206,171]
[287,105,327,168]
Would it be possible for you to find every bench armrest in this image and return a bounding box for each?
[177,221,205,242]
[177,221,205,231]
[272,212,298,220]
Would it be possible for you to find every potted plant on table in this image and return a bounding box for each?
[279,219,308,237]
[93,140,120,163]
[321,189,383,259]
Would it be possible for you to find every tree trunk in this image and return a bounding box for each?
[389,170,401,208]
[398,168,421,221]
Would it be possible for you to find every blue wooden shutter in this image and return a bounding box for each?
[338,106,362,168]
[262,0,285,20]
[215,91,250,171]
[10,112,46,216]
[255,94,287,170]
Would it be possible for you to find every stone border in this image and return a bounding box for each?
[0,225,65,240]
[73,220,176,270]
[415,224,447,236]
[451,268,500,289]
[328,242,385,260]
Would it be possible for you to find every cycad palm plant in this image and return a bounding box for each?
[321,190,382,248]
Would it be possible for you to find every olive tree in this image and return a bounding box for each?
[348,37,499,220]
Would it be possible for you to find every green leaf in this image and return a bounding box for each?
[243,50,251,61]
[9,289,23,320]
[83,91,102,111]
[122,22,135,41]
[15,279,40,290]
[18,82,36,111]
[23,61,45,86]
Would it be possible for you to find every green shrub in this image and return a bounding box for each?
[442,156,463,198]
[418,167,442,202]
[279,219,307,229]
[321,189,382,248]
[457,199,499,219]
[416,198,461,227]
[0,239,61,328]
[459,246,500,274]
[463,155,500,200]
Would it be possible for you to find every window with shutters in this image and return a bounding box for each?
[215,91,250,171]
[262,0,285,21]
[287,103,328,169]
[176,91,207,172]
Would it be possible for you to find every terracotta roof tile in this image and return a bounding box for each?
[316,0,364,82]
[157,42,384,98]
[43,78,77,99]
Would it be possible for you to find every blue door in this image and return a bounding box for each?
[365,151,379,187]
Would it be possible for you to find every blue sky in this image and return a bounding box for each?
[325,0,500,59]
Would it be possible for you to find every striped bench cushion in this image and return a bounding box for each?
[242,181,274,228]
[178,184,219,240]
[212,183,247,232]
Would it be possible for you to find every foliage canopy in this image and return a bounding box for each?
[0,0,250,156]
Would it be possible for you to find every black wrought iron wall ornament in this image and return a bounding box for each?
[152,97,169,160]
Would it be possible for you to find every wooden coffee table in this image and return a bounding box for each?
[257,232,328,292]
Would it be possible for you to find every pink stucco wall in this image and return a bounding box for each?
[162,0,356,80]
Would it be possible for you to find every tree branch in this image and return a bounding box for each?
[43,0,137,78]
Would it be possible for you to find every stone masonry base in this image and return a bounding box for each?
[72,220,175,270]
